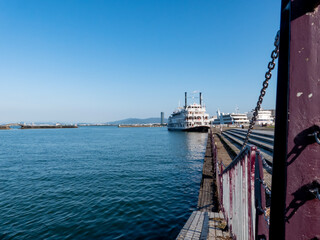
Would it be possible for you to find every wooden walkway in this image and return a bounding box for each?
[197,134,215,212]
[177,211,231,240]
[177,132,231,239]
[176,211,209,240]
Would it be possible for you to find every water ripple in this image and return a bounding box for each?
[0,127,207,239]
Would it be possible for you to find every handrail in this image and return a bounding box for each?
[210,132,271,240]
[222,144,252,174]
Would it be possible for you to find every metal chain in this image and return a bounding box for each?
[241,31,280,150]
[261,155,273,174]
[259,179,272,196]
[263,207,271,226]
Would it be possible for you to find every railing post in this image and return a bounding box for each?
[269,1,290,237]
[255,153,269,240]
[270,1,320,239]
[248,147,257,240]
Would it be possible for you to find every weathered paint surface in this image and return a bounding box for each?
[285,1,320,239]
[271,1,320,239]
[255,154,269,239]
[213,138,271,240]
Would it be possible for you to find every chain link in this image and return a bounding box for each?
[263,207,271,226]
[259,179,272,196]
[241,31,280,150]
[262,156,273,174]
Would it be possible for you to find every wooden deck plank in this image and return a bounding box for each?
[186,211,201,240]
[192,212,204,239]
[178,209,232,239]
[185,211,201,240]
[177,211,197,240]
[207,211,231,239]
[200,212,209,240]
[197,134,216,212]
[179,211,229,240]
[207,212,216,239]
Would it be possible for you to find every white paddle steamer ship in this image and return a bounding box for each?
[167,92,210,132]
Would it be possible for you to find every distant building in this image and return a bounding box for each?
[268,109,276,119]
[247,109,274,126]
[211,109,249,126]
[160,112,164,125]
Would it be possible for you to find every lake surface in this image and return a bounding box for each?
[0,126,207,239]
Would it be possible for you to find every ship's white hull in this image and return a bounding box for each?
[168,126,210,132]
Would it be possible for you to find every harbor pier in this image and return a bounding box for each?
[179,1,320,237]
[177,129,232,239]
[176,127,275,239]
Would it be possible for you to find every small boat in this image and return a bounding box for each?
[167,92,210,132]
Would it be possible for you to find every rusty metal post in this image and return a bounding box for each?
[270,1,320,239]
[255,153,269,239]
[269,1,290,238]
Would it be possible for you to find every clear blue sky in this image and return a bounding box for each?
[0,0,281,123]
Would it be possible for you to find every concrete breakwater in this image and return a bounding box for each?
[20,125,78,129]
[1,123,78,129]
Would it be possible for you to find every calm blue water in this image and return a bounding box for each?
[0,127,207,239]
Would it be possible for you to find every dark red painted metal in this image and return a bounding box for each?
[285,1,320,238]
[213,140,261,238]
[211,131,271,239]
[255,153,269,239]
[271,0,320,239]
[228,169,233,234]
[248,148,257,240]
[270,1,290,238]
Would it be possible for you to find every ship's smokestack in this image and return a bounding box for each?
[185,92,187,108]
[199,92,202,106]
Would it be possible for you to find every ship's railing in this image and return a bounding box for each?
[210,132,270,240]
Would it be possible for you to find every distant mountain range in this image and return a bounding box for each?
[107,117,168,125]
[7,118,168,126]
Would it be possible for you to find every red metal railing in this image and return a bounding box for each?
[211,132,270,240]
